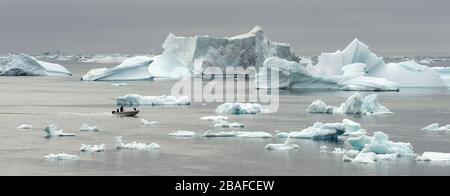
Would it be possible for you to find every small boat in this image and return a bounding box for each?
[112,110,139,117]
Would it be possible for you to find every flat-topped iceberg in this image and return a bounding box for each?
[307,93,392,115]
[215,102,267,115]
[81,56,153,81]
[0,54,71,76]
[116,94,191,106]
[115,136,160,151]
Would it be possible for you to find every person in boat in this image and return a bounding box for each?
[116,108,119,113]
[120,106,124,112]
[134,108,137,111]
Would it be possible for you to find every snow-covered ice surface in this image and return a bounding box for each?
[215,103,267,115]
[115,136,160,151]
[421,123,450,132]
[79,123,99,132]
[0,54,71,76]
[17,124,33,129]
[116,94,191,106]
[265,138,299,151]
[44,153,79,160]
[307,93,392,115]
[44,124,75,137]
[80,144,105,152]
[417,152,450,162]
[169,130,196,137]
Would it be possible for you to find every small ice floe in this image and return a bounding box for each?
[111,83,128,87]
[200,116,228,122]
[115,136,160,151]
[347,131,415,157]
[265,137,299,151]
[417,152,450,162]
[214,120,245,128]
[215,103,268,115]
[331,148,346,154]
[44,124,75,137]
[276,119,366,141]
[140,119,160,125]
[420,123,450,132]
[307,93,392,115]
[320,146,328,153]
[202,130,272,138]
[79,123,99,132]
[45,153,79,160]
[352,152,377,164]
[80,144,105,152]
[169,130,196,137]
[17,124,33,129]
[116,94,191,106]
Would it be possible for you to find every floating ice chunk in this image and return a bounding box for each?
[80,144,105,152]
[116,94,191,106]
[376,153,398,161]
[200,116,228,122]
[277,122,345,141]
[348,131,415,156]
[342,119,367,136]
[111,83,128,87]
[44,124,75,137]
[115,136,160,151]
[335,93,364,114]
[45,153,79,160]
[308,93,392,115]
[17,124,33,129]
[420,123,450,132]
[352,152,377,164]
[215,103,267,115]
[0,54,71,76]
[169,130,196,137]
[202,130,272,138]
[81,56,153,81]
[306,99,335,114]
[332,148,346,154]
[265,137,299,151]
[361,94,392,115]
[214,120,245,128]
[417,152,450,162]
[140,119,160,125]
[79,123,99,132]
[320,146,328,153]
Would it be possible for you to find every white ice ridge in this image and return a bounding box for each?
[417,152,450,162]
[265,137,300,151]
[307,93,392,115]
[115,136,161,151]
[116,94,191,106]
[140,119,160,125]
[45,153,79,160]
[44,124,75,137]
[81,56,153,81]
[421,123,450,132]
[0,54,71,76]
[275,119,366,141]
[200,116,229,122]
[80,144,105,152]
[17,124,33,129]
[162,26,295,76]
[215,103,267,115]
[169,130,196,137]
[202,130,272,138]
[79,123,99,132]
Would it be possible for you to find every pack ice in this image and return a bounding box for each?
[307,93,392,115]
[0,54,71,76]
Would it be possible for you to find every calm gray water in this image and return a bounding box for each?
[1,62,450,176]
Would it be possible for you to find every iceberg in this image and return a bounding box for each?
[347,131,415,156]
[81,56,153,81]
[417,152,450,162]
[215,102,267,115]
[351,152,377,164]
[202,130,272,138]
[200,116,228,122]
[116,94,191,106]
[307,93,392,115]
[420,123,450,132]
[79,123,99,132]
[140,119,160,125]
[17,124,33,129]
[147,51,191,79]
[44,124,75,137]
[0,54,71,76]
[80,144,105,152]
[115,136,161,151]
[169,130,196,137]
[45,153,79,160]
[431,67,450,86]
[265,137,300,151]
[162,26,296,76]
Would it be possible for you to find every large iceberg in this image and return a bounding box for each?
[0,54,71,76]
[116,94,191,106]
[307,93,392,115]
[81,56,153,81]
[162,26,296,75]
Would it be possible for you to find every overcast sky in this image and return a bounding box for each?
[0,0,449,56]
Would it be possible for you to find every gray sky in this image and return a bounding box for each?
[0,0,449,56]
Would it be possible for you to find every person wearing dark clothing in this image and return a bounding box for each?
[120,106,124,112]
[134,108,137,111]
[116,108,119,112]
